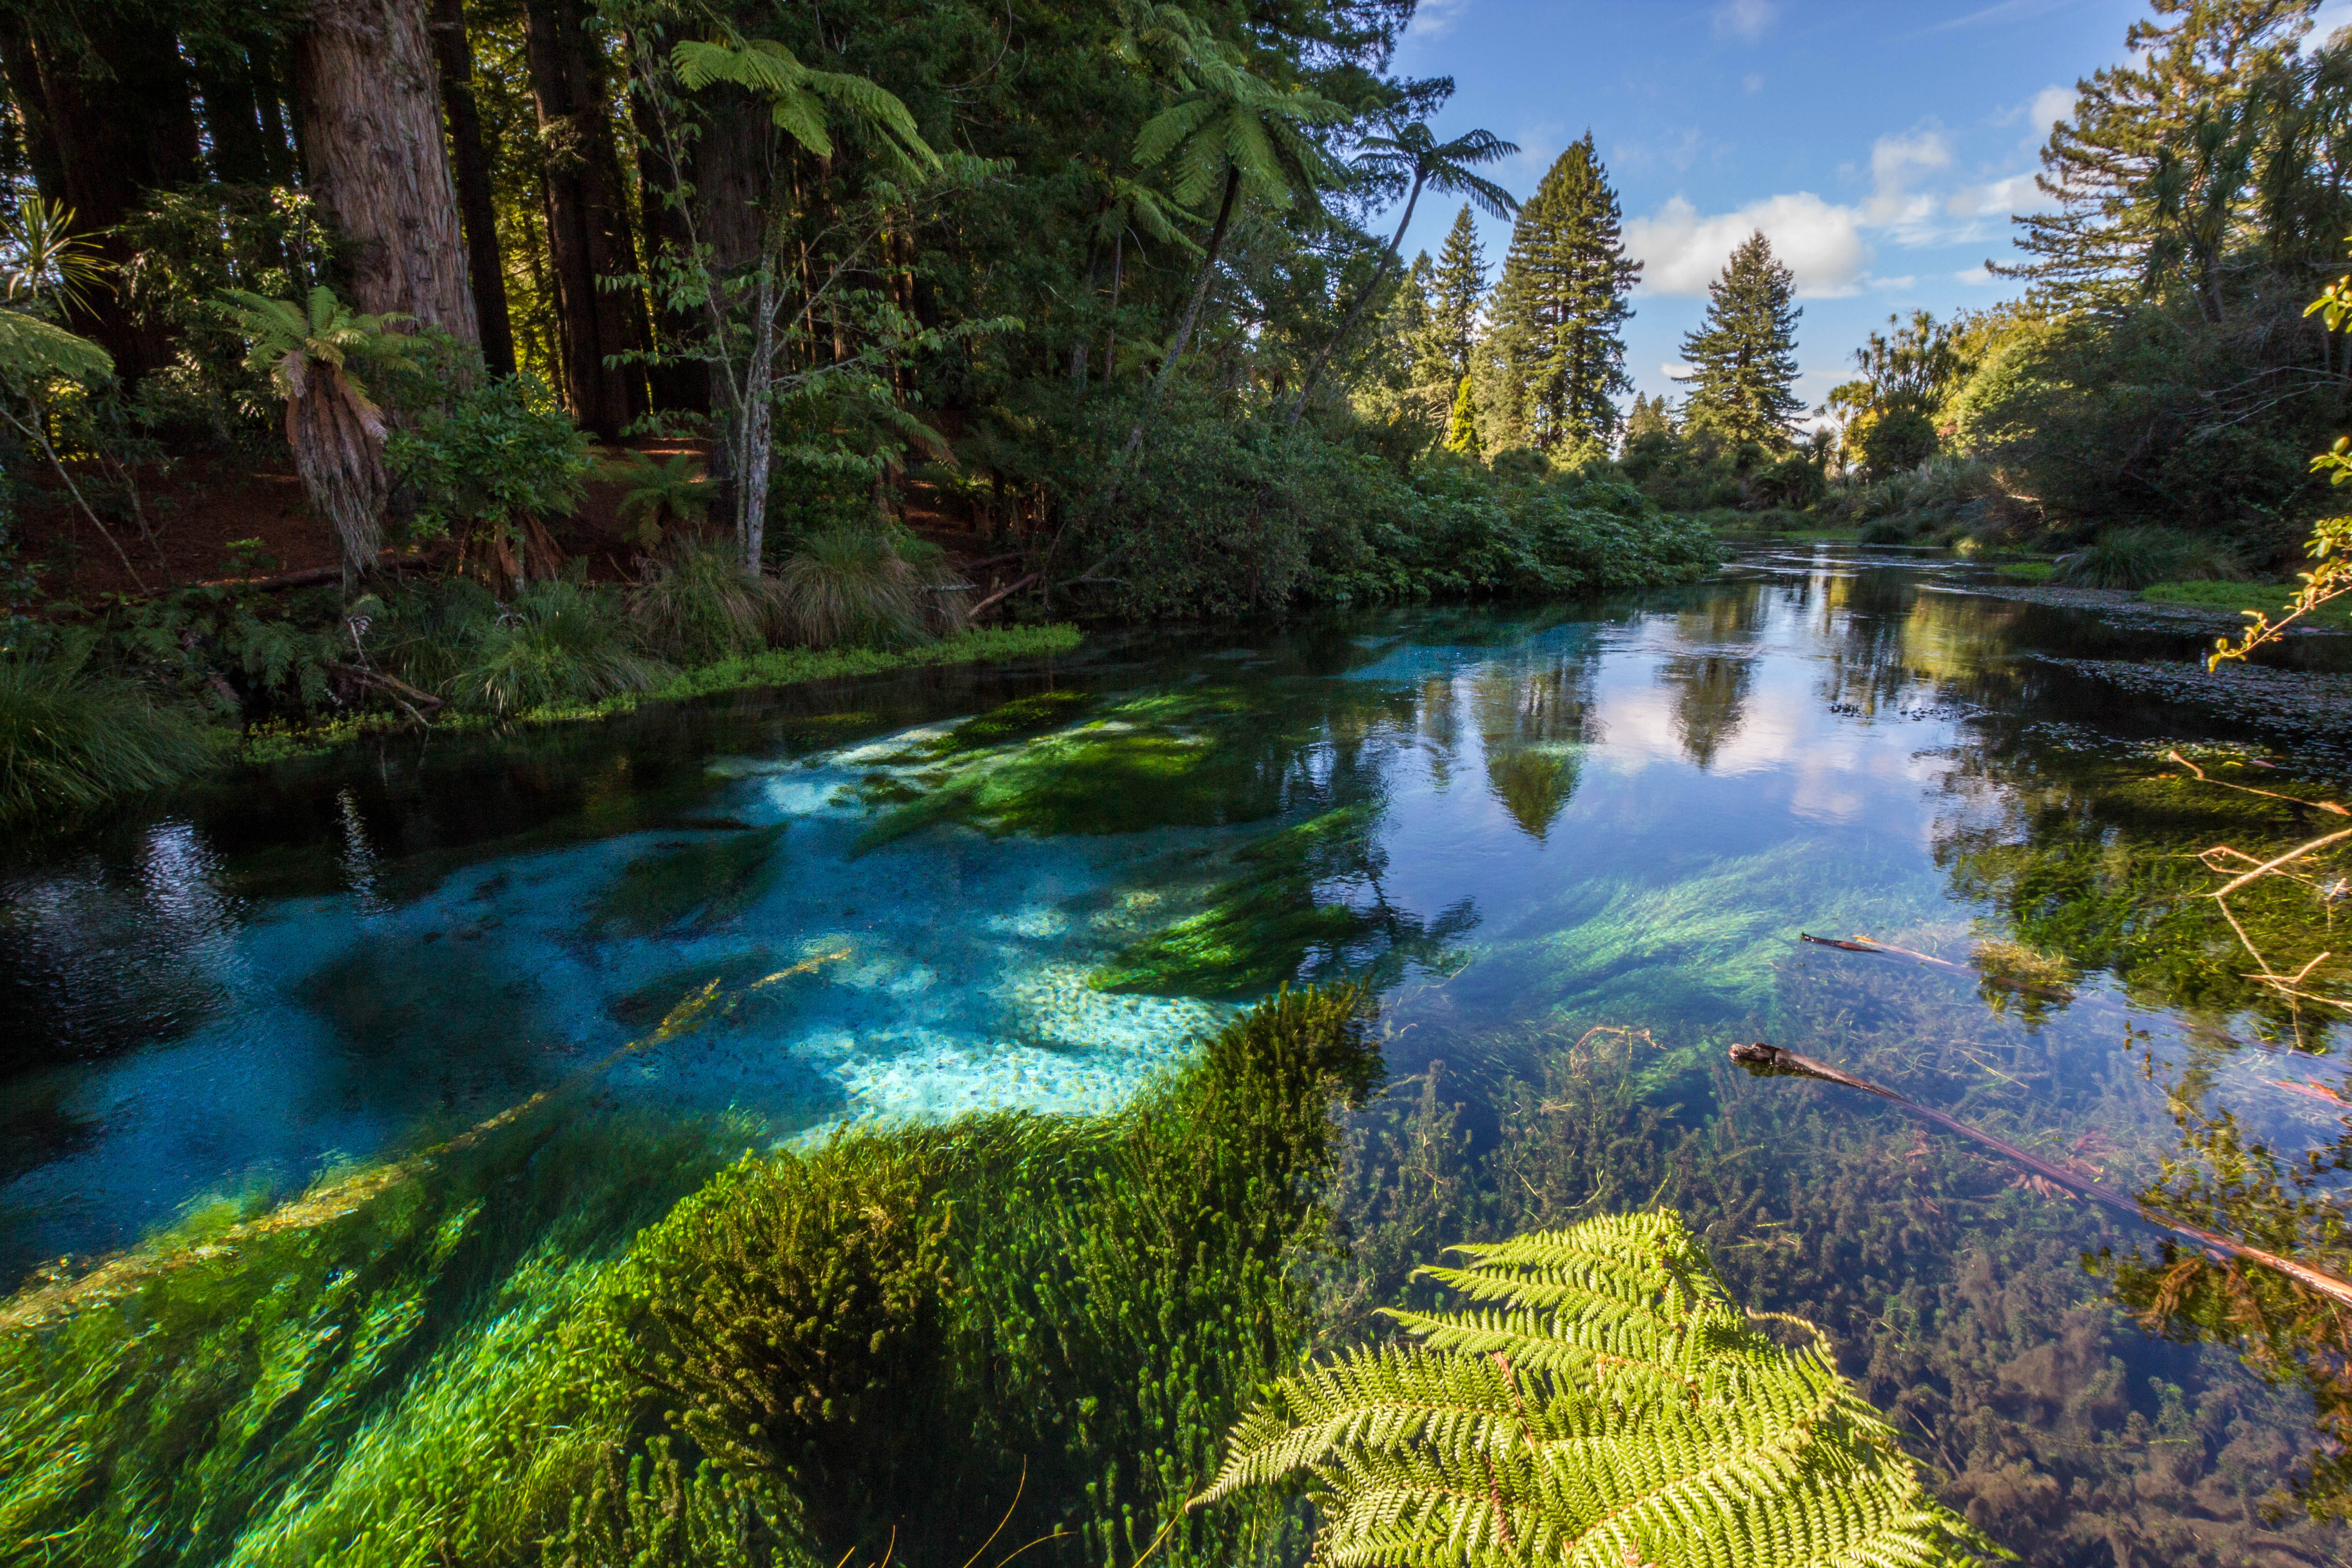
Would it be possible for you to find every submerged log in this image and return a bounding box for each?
[1729,1041,2352,1310]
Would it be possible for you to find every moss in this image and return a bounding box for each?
[1994,561,2056,581]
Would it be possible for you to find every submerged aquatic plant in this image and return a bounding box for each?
[1198,1210,2000,1568]
[0,650,214,825]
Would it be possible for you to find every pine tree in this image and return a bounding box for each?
[1678,230,1803,448]
[1444,373,1480,456]
[2003,0,2314,310]
[1485,132,1642,450]
[1623,391,1674,442]
[1424,205,1488,386]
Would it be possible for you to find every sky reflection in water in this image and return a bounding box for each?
[3,545,2344,1323]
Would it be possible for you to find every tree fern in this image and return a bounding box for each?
[1195,1211,2005,1568]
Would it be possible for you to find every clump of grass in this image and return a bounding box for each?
[774,527,966,650]
[0,651,216,825]
[1994,560,2057,581]
[628,539,780,665]
[450,578,667,718]
[2054,526,2243,589]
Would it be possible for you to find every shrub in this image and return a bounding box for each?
[386,374,593,585]
[772,525,960,648]
[0,649,214,824]
[2054,526,2244,589]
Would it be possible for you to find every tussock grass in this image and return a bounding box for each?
[0,654,217,825]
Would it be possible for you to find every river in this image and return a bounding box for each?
[5,545,2349,1564]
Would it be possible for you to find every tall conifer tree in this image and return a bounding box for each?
[1677,230,1802,448]
[1485,132,1641,450]
[1426,205,1488,385]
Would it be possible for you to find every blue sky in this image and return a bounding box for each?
[1382,0,2352,419]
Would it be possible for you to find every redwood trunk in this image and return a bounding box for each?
[522,0,647,440]
[292,0,480,345]
[428,0,516,376]
[0,15,200,387]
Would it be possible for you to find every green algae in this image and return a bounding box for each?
[1089,806,1471,998]
[584,826,785,937]
[848,689,1276,854]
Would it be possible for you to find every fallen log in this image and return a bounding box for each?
[1728,1041,2352,1309]
[1798,931,2073,1000]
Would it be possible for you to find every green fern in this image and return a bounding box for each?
[1194,1211,2005,1568]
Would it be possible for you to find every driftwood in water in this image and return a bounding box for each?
[1797,931,2072,1000]
[1728,1041,2352,1310]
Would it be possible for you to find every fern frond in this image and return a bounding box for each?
[1194,1211,2009,1568]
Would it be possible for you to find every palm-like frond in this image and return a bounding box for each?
[0,312,112,386]
[1356,123,1522,221]
[672,39,939,177]
[1194,1212,2006,1568]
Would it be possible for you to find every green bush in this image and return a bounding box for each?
[2054,526,2244,589]
[629,540,779,664]
[773,525,962,648]
[0,648,215,824]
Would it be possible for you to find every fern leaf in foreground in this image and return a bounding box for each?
[1195,1210,2006,1568]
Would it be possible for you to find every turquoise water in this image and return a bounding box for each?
[3,549,2338,1273]
[13,545,2352,1558]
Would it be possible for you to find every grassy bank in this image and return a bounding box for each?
[241,623,1083,764]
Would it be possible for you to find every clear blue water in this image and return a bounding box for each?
[4,548,2339,1274]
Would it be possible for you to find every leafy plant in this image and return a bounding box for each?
[221,285,413,574]
[448,577,664,717]
[612,451,712,549]
[1196,1210,2003,1568]
[385,374,591,588]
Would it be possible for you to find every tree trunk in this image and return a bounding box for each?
[695,91,767,509]
[428,0,516,376]
[1288,171,1423,426]
[0,15,201,388]
[623,33,708,414]
[291,0,480,344]
[193,44,275,184]
[1123,164,1240,457]
[522,0,648,440]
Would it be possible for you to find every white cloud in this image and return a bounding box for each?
[1661,362,1695,380]
[1743,73,1765,94]
[1405,0,1474,41]
[1954,264,2000,285]
[1862,128,1954,232]
[2028,85,2074,136]
[1626,193,1867,298]
[1945,170,2043,220]
[1711,0,1777,42]
[1931,0,2077,31]
[1872,274,1917,290]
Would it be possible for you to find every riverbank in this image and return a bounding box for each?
[240,623,1083,764]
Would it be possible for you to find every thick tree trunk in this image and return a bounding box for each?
[292,0,480,344]
[624,35,709,414]
[695,93,768,508]
[0,15,200,387]
[428,0,516,376]
[522,0,647,440]
[1123,164,1240,457]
